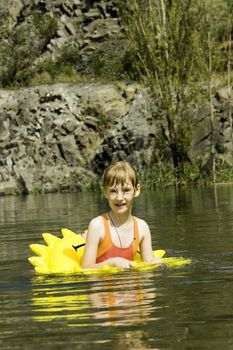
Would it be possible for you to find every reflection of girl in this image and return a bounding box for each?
[82,161,163,269]
[88,276,157,327]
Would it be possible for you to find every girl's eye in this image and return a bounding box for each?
[124,188,131,192]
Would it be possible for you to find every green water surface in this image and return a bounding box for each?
[0,186,233,350]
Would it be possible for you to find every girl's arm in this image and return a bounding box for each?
[139,219,164,263]
[81,217,134,269]
[81,217,102,268]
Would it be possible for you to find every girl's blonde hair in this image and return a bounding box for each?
[102,161,138,191]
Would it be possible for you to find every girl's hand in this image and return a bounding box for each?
[152,257,165,265]
[108,257,135,269]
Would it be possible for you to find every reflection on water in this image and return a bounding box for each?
[0,187,233,350]
[31,273,158,327]
[31,276,88,323]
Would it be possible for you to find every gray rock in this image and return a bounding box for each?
[0,118,10,141]
[0,82,151,194]
[0,80,232,194]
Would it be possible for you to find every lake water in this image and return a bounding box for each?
[0,186,233,350]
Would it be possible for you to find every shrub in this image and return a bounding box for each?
[32,12,58,51]
[0,25,38,87]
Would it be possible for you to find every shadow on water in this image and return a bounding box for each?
[0,187,233,349]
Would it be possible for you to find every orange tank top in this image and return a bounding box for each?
[96,213,139,263]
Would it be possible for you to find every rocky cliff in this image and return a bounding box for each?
[0,82,157,194]
[0,82,232,195]
[0,0,125,85]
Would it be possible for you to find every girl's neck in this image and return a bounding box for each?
[108,210,132,226]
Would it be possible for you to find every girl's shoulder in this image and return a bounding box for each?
[88,214,105,239]
[134,216,149,227]
[89,214,104,228]
[134,216,150,236]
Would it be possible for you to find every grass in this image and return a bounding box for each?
[215,165,233,183]
[138,162,233,190]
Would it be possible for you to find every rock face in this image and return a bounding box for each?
[0,83,157,194]
[0,82,233,195]
[0,0,124,83]
[190,86,233,167]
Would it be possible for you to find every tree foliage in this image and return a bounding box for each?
[0,12,58,87]
[117,0,233,182]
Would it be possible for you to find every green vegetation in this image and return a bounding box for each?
[77,178,101,192]
[32,43,82,84]
[117,0,233,184]
[0,12,58,87]
[138,161,233,189]
[65,161,233,192]
[1,2,231,90]
[88,38,132,80]
[32,12,58,48]
[0,25,37,87]
[215,163,233,183]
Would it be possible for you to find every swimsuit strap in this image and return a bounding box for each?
[102,213,139,249]
[102,213,112,242]
[96,214,112,258]
[132,216,139,255]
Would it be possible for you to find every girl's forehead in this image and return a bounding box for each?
[109,178,133,188]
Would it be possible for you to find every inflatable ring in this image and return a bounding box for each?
[28,228,191,275]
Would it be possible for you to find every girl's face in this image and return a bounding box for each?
[104,178,140,214]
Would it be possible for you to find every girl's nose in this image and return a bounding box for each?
[116,191,124,200]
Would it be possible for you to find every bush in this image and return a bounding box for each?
[87,38,134,80]
[0,25,38,87]
[34,43,81,82]
[32,12,58,51]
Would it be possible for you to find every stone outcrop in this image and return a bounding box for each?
[0,82,157,194]
[189,86,233,168]
[0,0,123,80]
[0,82,232,195]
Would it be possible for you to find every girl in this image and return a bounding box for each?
[81,161,163,269]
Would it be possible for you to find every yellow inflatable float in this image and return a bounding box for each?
[28,228,191,275]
